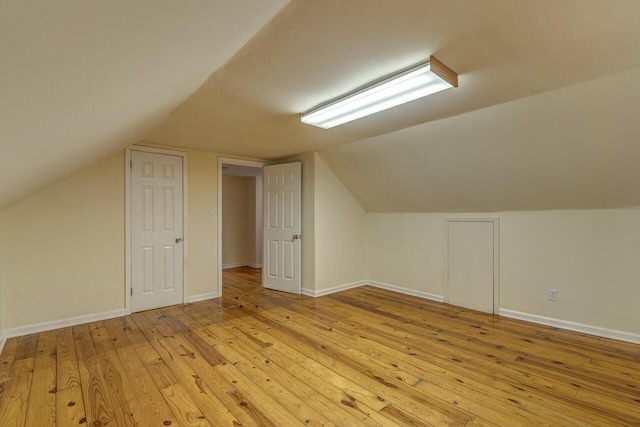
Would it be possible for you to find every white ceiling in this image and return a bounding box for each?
[320,68,640,212]
[3,0,640,212]
[0,0,287,210]
[146,0,640,162]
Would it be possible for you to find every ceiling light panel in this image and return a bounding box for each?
[301,56,458,129]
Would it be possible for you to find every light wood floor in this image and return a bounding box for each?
[1,267,639,426]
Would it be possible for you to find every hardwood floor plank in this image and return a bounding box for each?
[264,306,556,426]
[132,311,245,426]
[317,293,636,425]
[235,313,469,426]
[0,358,34,427]
[0,266,639,426]
[292,300,596,425]
[73,324,117,427]
[178,303,400,426]
[102,318,177,426]
[0,334,40,427]
[24,330,56,427]
[89,321,151,426]
[137,308,300,426]
[262,305,535,426]
[167,304,380,426]
[122,315,214,427]
[0,338,19,408]
[55,327,86,427]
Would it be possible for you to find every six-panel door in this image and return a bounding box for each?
[131,151,184,312]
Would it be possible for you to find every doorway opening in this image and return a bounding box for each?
[217,158,268,297]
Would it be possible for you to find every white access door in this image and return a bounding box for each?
[447,220,495,313]
[131,151,184,312]
[263,162,301,294]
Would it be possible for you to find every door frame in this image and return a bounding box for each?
[444,216,500,314]
[217,157,269,297]
[125,146,189,315]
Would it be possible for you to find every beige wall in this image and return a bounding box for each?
[499,209,640,334]
[0,146,222,330]
[3,153,125,328]
[222,176,255,268]
[278,153,365,292]
[314,154,366,290]
[366,209,640,334]
[186,150,219,297]
[366,213,445,296]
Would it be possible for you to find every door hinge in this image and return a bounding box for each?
[130,160,133,169]
[130,288,133,296]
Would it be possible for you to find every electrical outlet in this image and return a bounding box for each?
[549,288,558,301]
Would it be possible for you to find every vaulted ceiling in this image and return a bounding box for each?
[0,0,287,210]
[3,0,640,212]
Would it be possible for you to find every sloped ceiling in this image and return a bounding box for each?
[4,0,640,213]
[0,0,288,210]
[143,0,640,212]
[320,69,640,212]
[147,0,640,164]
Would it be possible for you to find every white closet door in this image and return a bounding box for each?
[131,151,184,312]
[447,220,494,313]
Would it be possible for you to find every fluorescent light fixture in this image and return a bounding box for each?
[300,55,458,129]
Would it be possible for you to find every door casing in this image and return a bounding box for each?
[125,146,189,314]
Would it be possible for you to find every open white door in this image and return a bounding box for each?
[131,150,184,312]
[263,162,301,294]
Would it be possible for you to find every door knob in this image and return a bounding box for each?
[292,234,300,240]
[175,237,183,243]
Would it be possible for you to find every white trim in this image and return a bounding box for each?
[367,280,445,303]
[222,263,247,270]
[125,149,131,314]
[217,157,269,298]
[126,145,187,156]
[444,216,500,314]
[300,280,445,302]
[187,292,220,303]
[499,309,640,345]
[222,263,264,270]
[302,280,366,297]
[125,146,189,315]
[0,333,6,355]
[3,309,127,339]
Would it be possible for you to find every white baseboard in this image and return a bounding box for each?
[302,280,367,297]
[0,333,6,355]
[3,309,127,339]
[367,280,445,303]
[223,263,263,270]
[499,308,640,345]
[187,292,219,303]
[301,279,445,303]
[222,263,246,270]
